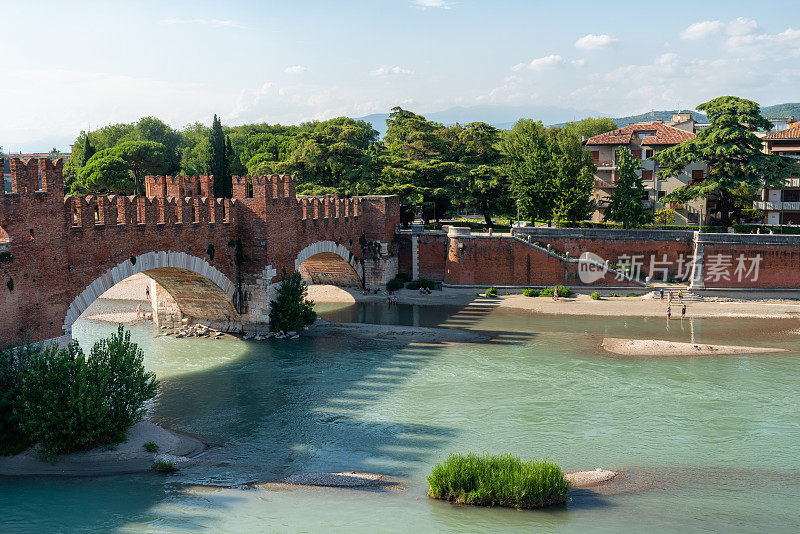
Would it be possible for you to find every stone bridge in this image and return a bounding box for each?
[0,158,399,345]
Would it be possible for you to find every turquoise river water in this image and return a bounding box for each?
[2,298,800,533]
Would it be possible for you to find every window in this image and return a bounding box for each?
[691,170,704,184]
[590,151,600,163]
[632,149,642,159]
[645,149,654,159]
[636,131,655,138]
[641,170,653,181]
[783,189,800,202]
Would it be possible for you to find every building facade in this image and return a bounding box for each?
[584,115,708,224]
[755,122,800,225]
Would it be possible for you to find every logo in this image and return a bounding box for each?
[578,251,608,283]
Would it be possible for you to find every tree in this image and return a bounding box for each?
[209,114,230,197]
[71,154,133,195]
[503,120,557,223]
[654,96,796,226]
[268,271,317,333]
[550,128,596,222]
[448,122,510,226]
[604,147,653,228]
[563,117,618,140]
[111,140,168,195]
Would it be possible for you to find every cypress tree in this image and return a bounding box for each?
[209,114,230,197]
[80,134,95,167]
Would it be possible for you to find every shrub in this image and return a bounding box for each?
[610,292,618,297]
[522,288,536,297]
[0,342,38,455]
[536,285,572,298]
[590,292,600,300]
[269,271,317,333]
[152,458,177,473]
[427,453,569,509]
[626,293,639,297]
[386,273,410,292]
[15,325,158,456]
[406,278,436,290]
[485,287,498,297]
[143,441,158,453]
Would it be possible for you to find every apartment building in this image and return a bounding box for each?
[584,115,708,224]
[754,122,800,225]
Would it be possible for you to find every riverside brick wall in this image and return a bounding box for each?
[0,159,400,345]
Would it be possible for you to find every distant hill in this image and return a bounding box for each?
[761,103,800,120]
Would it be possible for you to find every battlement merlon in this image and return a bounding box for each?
[145,175,215,198]
[231,174,297,200]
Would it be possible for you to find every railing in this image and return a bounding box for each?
[753,201,800,211]
[595,161,616,169]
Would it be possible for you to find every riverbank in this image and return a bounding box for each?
[0,421,206,476]
[601,337,788,357]
[309,285,800,319]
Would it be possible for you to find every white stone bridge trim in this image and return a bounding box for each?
[294,240,363,279]
[63,251,236,335]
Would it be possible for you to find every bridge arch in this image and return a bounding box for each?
[294,240,363,288]
[63,251,239,337]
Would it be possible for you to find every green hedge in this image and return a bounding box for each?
[428,453,569,509]
[387,273,411,291]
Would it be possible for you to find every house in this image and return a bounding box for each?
[754,122,800,225]
[584,116,708,224]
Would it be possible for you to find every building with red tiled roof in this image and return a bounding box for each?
[754,123,800,225]
[584,119,707,224]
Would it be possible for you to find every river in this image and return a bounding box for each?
[2,298,800,533]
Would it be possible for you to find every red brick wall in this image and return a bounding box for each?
[701,244,800,288]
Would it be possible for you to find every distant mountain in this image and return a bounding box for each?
[359,104,600,138]
[762,103,800,120]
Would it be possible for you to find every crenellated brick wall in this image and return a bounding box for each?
[0,159,400,345]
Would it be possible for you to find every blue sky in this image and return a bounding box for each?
[2,0,799,150]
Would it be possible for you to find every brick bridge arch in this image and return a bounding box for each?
[295,240,364,288]
[0,158,400,345]
[63,251,240,339]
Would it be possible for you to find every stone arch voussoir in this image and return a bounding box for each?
[63,251,236,335]
[294,240,363,282]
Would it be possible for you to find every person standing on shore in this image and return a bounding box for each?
[660,288,664,300]
[678,290,683,302]
[669,290,673,303]
[553,287,558,301]
[136,303,142,320]
[681,304,686,319]
[667,305,671,320]
[145,284,150,300]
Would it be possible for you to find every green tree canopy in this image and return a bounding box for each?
[503,120,595,223]
[268,271,317,333]
[654,96,796,226]
[110,140,169,195]
[603,147,652,229]
[563,117,618,140]
[71,154,133,195]
[209,114,231,197]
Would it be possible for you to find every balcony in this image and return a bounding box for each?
[595,161,616,170]
[754,201,800,211]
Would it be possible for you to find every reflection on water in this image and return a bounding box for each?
[2,300,800,533]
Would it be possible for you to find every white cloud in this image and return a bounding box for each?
[411,0,454,9]
[727,17,758,36]
[574,34,618,50]
[680,20,725,40]
[157,18,243,28]
[526,54,566,71]
[370,65,414,76]
[726,27,800,60]
[571,59,586,67]
[284,65,307,74]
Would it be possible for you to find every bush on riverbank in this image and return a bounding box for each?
[1,326,158,456]
[484,287,498,297]
[269,271,317,333]
[406,278,436,291]
[428,453,569,509]
[591,292,600,300]
[536,285,572,298]
[386,273,411,292]
[0,343,38,455]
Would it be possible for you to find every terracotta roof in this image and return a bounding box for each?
[585,122,694,146]
[763,122,800,140]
